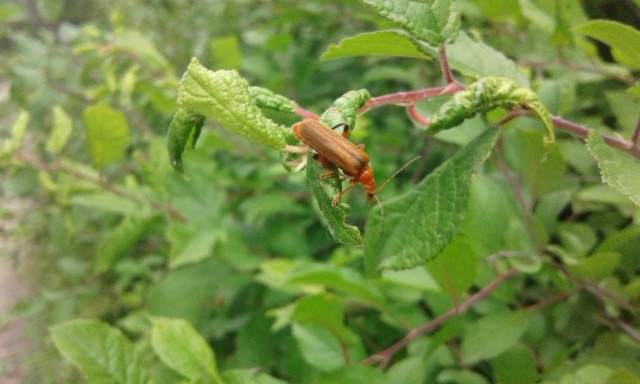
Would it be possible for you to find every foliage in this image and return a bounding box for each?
[1,1,640,383]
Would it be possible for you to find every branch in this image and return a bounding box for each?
[439,45,463,90]
[362,268,518,368]
[15,152,187,222]
[632,115,640,147]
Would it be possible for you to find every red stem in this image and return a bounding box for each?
[407,104,430,126]
[362,268,518,368]
[295,104,319,120]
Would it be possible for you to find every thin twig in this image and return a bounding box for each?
[15,152,187,222]
[362,268,518,368]
[295,105,319,120]
[358,86,449,113]
[407,104,430,126]
[631,115,640,147]
[439,45,463,90]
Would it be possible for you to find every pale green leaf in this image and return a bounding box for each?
[586,131,640,206]
[628,81,640,100]
[150,316,223,384]
[461,311,529,364]
[574,20,640,69]
[1,110,28,158]
[178,58,286,149]
[321,30,432,61]
[364,127,499,274]
[46,105,73,154]
[249,86,297,113]
[50,319,147,384]
[112,29,171,71]
[83,102,130,167]
[362,0,460,45]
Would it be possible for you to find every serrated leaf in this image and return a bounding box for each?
[321,30,432,61]
[83,102,130,167]
[166,108,205,173]
[429,77,554,144]
[362,0,460,45]
[419,32,528,85]
[178,58,286,150]
[574,20,640,69]
[586,131,640,206]
[50,319,147,384]
[319,89,371,130]
[364,127,499,274]
[461,311,529,364]
[249,86,297,113]
[150,316,222,384]
[46,105,73,154]
[1,110,28,158]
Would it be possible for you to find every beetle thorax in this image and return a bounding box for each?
[359,166,377,200]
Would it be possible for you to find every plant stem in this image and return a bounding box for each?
[632,115,640,147]
[362,268,518,368]
[358,86,449,114]
[295,105,319,120]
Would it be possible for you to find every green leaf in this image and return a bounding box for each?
[177,58,286,150]
[304,90,371,246]
[628,81,640,100]
[1,110,28,159]
[429,77,554,145]
[291,294,358,346]
[83,102,130,167]
[318,365,387,384]
[491,344,538,384]
[365,127,499,274]
[586,131,640,206]
[362,0,460,45]
[292,323,345,371]
[321,30,432,61]
[461,311,529,364]
[419,32,528,85]
[46,105,73,154]
[574,20,640,69]
[112,29,171,71]
[50,319,147,384]
[319,89,371,130]
[222,370,288,384]
[306,151,363,246]
[567,252,620,281]
[249,86,297,113]
[166,108,205,173]
[150,316,222,384]
[95,215,157,272]
[426,237,478,299]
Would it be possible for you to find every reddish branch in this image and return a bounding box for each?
[362,268,518,368]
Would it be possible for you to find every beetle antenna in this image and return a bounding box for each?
[376,155,421,193]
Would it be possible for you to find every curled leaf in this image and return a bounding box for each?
[166,108,205,173]
[429,77,554,144]
[249,86,297,113]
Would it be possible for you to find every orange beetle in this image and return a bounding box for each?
[292,119,417,209]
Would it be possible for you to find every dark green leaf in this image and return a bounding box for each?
[364,127,499,274]
[166,108,205,173]
[461,311,529,364]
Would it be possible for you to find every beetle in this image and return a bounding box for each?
[292,118,418,215]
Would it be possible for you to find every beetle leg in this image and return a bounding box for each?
[331,122,350,139]
[331,180,357,205]
[356,143,365,151]
[319,171,339,180]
